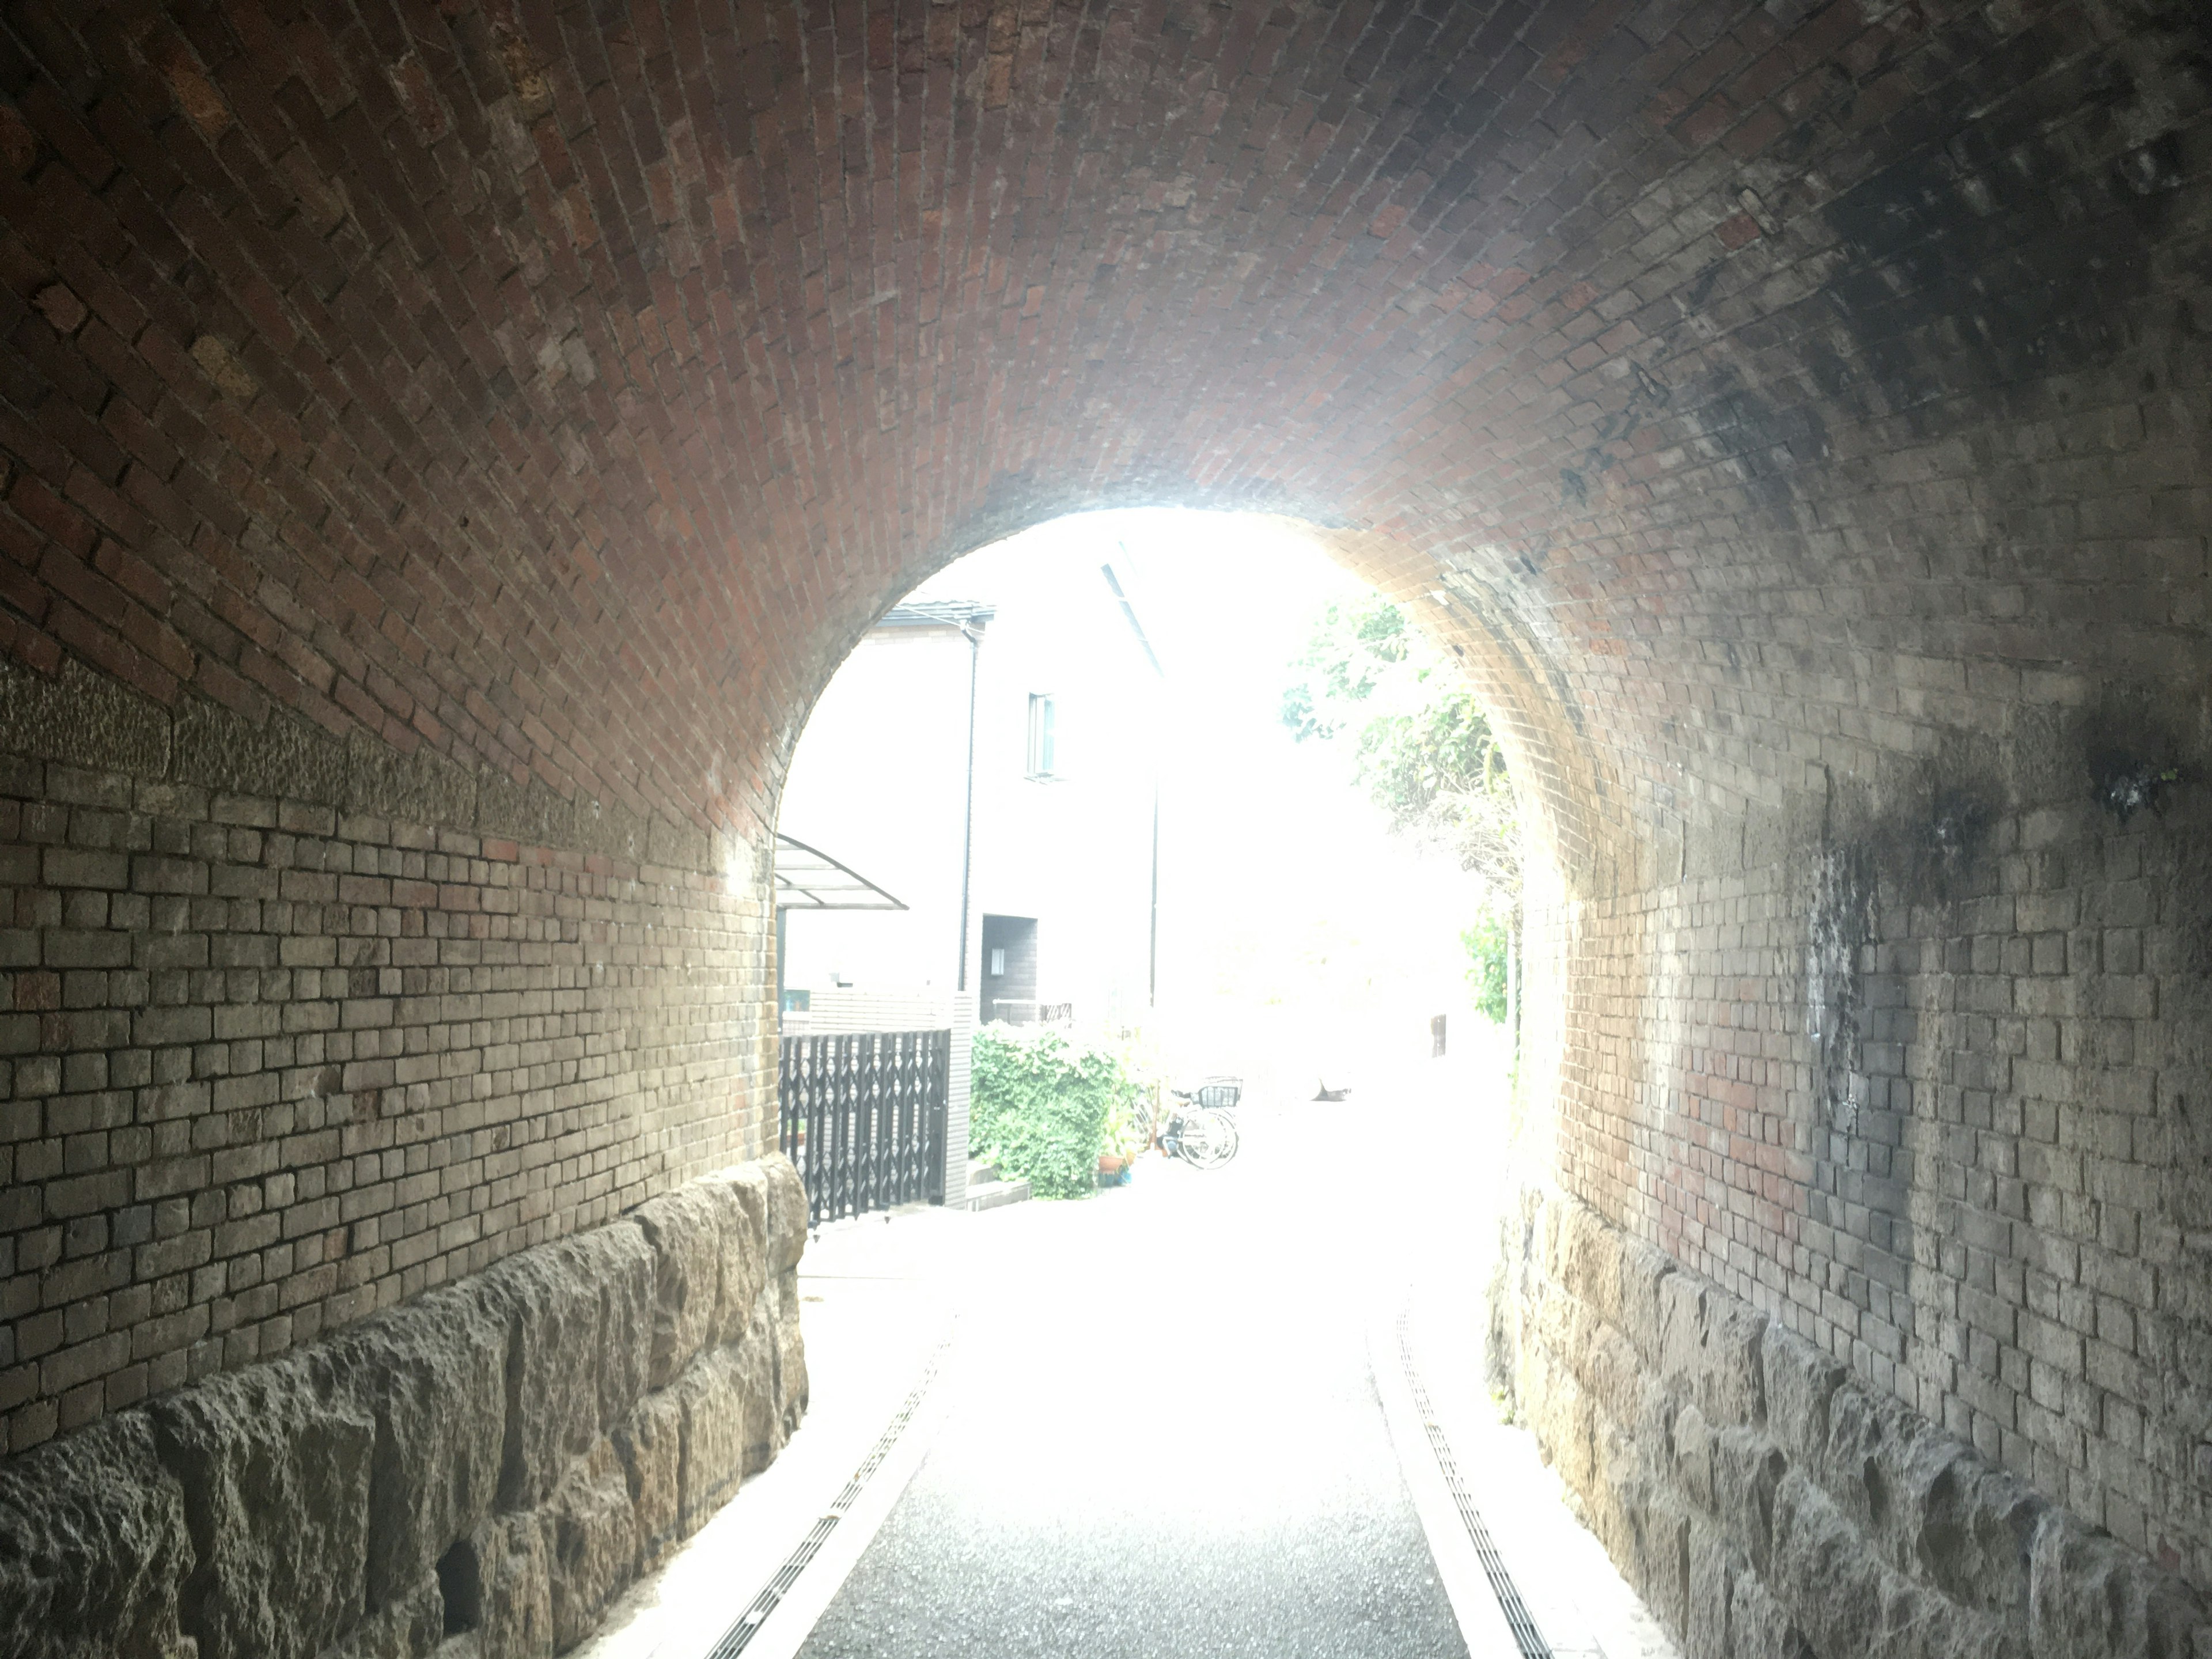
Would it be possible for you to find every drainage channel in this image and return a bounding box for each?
[704,1330,953,1658]
[1395,1309,1553,1659]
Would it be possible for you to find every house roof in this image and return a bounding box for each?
[877,598,994,628]
[772,834,907,911]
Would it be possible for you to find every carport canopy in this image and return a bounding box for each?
[772,834,907,912]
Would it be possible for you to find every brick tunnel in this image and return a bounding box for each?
[0,1,2208,1656]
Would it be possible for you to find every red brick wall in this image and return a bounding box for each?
[1524,786,2212,1587]
[0,0,2206,1601]
[0,724,771,1456]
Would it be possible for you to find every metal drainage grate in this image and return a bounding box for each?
[704,1331,952,1659]
[1396,1309,1552,1659]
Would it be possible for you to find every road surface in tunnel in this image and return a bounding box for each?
[792,1087,1473,1659]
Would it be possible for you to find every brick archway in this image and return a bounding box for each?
[0,1,2208,1653]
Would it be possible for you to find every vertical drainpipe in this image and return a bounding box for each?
[957,620,983,994]
[1102,549,1165,1012]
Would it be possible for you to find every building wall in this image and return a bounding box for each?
[777,624,976,1003]
[779,559,1162,1032]
[964,558,1161,1028]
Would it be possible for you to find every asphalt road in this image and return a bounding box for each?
[794,1094,1472,1659]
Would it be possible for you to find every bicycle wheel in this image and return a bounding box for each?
[1178,1109,1239,1169]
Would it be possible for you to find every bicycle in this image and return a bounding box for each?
[1160,1103,1238,1168]
[1175,1076,1242,1118]
[1128,1080,1242,1169]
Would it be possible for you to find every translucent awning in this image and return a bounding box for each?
[772,834,907,911]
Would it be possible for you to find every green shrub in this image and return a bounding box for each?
[969,1026,1140,1199]
[1463,914,1509,1022]
[1101,1097,1144,1160]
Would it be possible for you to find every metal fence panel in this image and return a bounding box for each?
[778,1028,950,1226]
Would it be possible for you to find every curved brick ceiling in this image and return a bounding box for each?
[0,0,2204,861]
[3,0,2212,1624]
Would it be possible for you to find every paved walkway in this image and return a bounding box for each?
[794,1107,1467,1659]
[578,1051,1677,1659]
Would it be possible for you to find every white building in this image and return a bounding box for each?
[775,543,1167,1195]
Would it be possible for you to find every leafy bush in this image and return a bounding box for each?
[1101,1097,1145,1160]
[969,1026,1142,1199]
[1463,914,1509,1022]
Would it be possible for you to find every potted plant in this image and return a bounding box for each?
[1097,1099,1142,1184]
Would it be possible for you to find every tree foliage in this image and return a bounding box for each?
[1461,915,1510,1022]
[969,1026,1142,1199]
[1281,596,1520,897]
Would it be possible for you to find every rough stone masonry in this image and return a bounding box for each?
[1,1152,809,1659]
[0,1,2207,1657]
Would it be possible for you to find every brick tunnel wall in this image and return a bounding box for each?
[0,661,775,1453]
[0,2,2206,1657]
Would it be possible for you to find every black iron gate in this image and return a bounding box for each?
[778,1029,950,1226]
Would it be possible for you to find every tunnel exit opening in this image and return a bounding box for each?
[749,507,1617,1659]
[769,505,1564,1310]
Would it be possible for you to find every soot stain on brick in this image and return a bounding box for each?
[2078,695,2196,825]
[2088,749,2184,824]
[1808,759,2003,1134]
[1800,336,1876,426]
[1807,839,1878,1133]
[2115,129,2187,198]
[1683,260,1722,315]
[1920,787,1998,897]
[2142,813,2212,1232]
[1816,26,2206,399]
[1568,359,1673,499]
[1676,365,1828,527]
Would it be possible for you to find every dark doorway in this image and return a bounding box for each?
[979,915,1039,1023]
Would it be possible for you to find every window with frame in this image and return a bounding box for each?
[1026,692,1059,778]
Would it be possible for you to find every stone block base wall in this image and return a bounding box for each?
[1506,1186,2210,1659]
[0,1154,810,1659]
